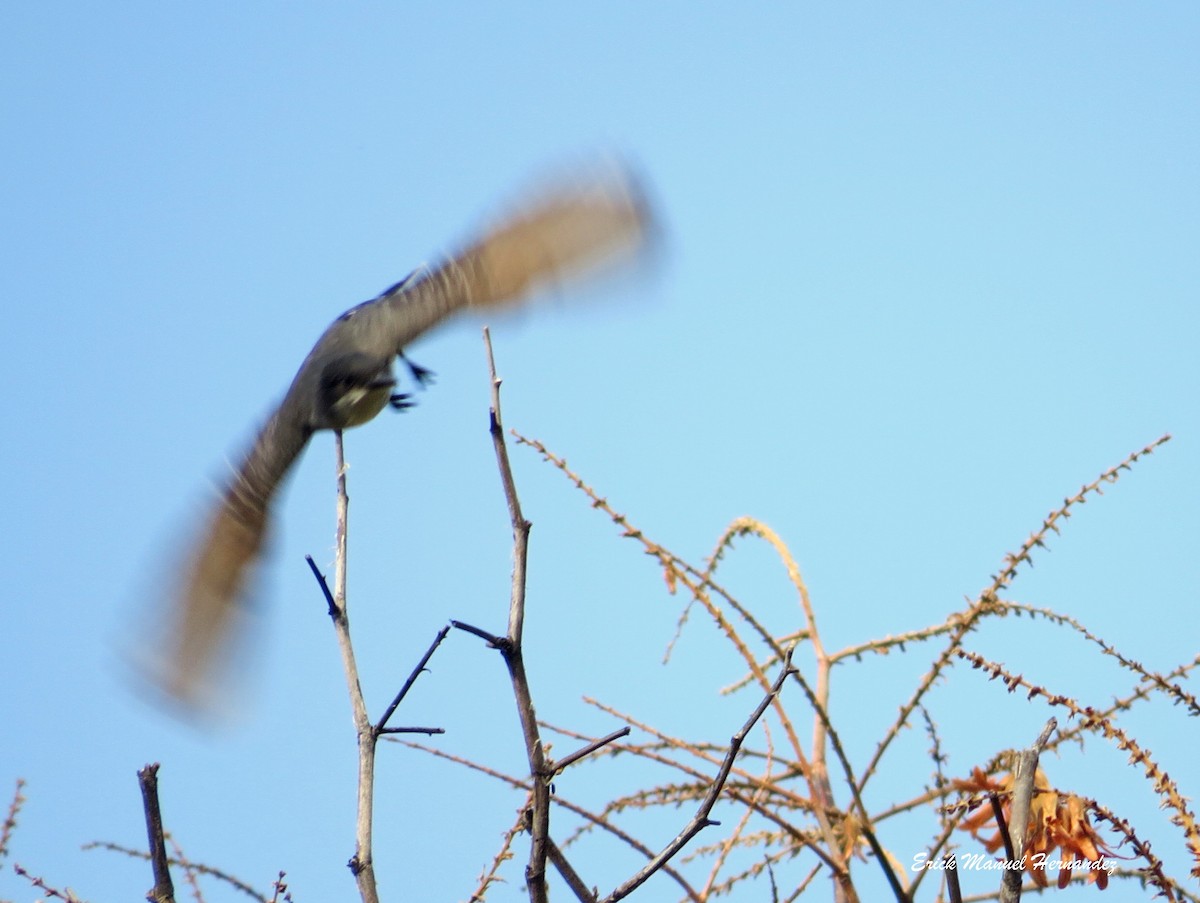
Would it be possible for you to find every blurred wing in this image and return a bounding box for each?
[460,165,652,308]
[142,161,656,712]
[350,164,655,350]
[149,406,312,709]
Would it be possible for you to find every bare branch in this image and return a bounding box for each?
[310,431,379,903]
[376,625,451,732]
[998,719,1057,903]
[547,837,598,903]
[553,728,632,775]
[451,619,507,647]
[483,329,550,903]
[138,763,175,903]
[944,854,962,903]
[601,647,797,902]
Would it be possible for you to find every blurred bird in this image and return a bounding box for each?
[148,164,652,709]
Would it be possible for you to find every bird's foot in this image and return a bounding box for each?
[389,393,416,412]
[399,351,436,388]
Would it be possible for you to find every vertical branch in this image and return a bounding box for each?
[484,331,530,648]
[483,329,551,903]
[329,431,380,903]
[999,719,1057,903]
[138,763,175,903]
[943,854,962,903]
[308,433,450,901]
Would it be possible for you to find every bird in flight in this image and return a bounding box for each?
[146,164,653,709]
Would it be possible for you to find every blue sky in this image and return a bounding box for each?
[2,4,1197,901]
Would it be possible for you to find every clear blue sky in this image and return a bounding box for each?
[2,4,1197,901]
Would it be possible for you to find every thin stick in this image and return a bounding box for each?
[547,836,599,903]
[944,854,962,903]
[138,763,175,903]
[484,330,530,647]
[483,328,550,903]
[377,626,451,732]
[325,431,380,903]
[553,728,632,775]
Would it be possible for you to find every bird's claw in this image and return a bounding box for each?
[389,393,416,411]
[399,352,437,388]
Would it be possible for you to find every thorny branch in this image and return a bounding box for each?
[602,647,798,902]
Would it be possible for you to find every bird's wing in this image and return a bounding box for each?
[339,166,652,357]
[146,162,654,712]
[153,403,313,708]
